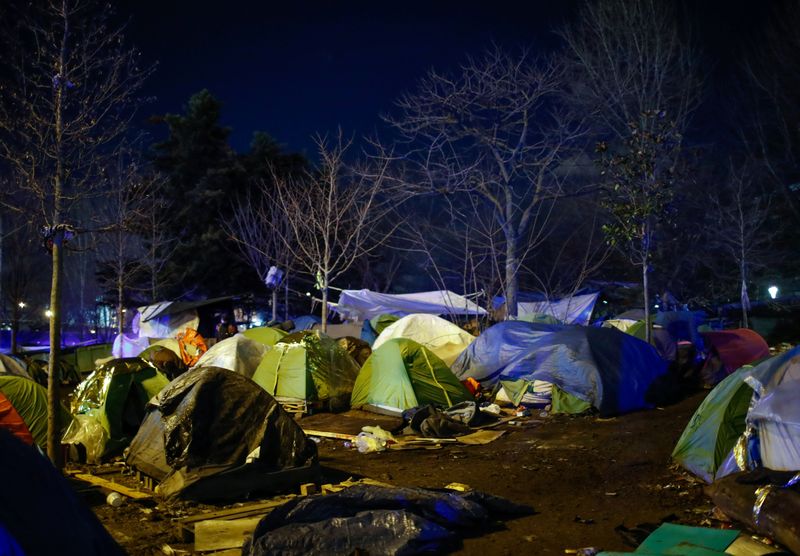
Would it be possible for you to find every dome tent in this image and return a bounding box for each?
[242,326,287,347]
[251,330,360,412]
[673,345,800,482]
[126,367,318,501]
[372,313,475,367]
[62,358,169,462]
[351,338,473,414]
[0,375,71,448]
[192,334,268,379]
[452,321,667,416]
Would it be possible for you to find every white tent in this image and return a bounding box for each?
[132,301,200,339]
[517,293,599,326]
[372,313,475,367]
[335,289,486,321]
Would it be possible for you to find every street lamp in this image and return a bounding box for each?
[768,285,779,300]
[45,309,53,318]
[17,301,25,309]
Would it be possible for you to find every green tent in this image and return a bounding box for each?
[0,375,71,448]
[242,326,288,347]
[671,366,755,482]
[351,338,473,413]
[251,330,360,411]
[370,313,401,335]
[139,338,181,359]
[62,358,169,462]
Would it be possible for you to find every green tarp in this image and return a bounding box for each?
[351,338,473,412]
[599,523,739,555]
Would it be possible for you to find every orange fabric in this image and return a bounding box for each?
[176,328,208,366]
[0,392,33,445]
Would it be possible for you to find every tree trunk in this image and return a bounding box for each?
[271,288,278,323]
[47,242,63,467]
[284,270,289,321]
[117,277,124,336]
[505,232,519,319]
[321,278,328,333]
[11,304,18,355]
[740,256,749,329]
[642,260,652,345]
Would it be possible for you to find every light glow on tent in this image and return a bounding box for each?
[768,285,779,299]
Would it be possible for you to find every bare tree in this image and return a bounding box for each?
[387,47,583,317]
[706,162,774,328]
[560,0,701,142]
[0,0,151,463]
[266,134,403,332]
[225,187,296,322]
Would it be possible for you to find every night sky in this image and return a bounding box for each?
[118,0,765,156]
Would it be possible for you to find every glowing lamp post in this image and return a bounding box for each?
[768,286,779,300]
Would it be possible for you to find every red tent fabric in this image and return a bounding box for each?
[0,392,33,445]
[702,328,770,374]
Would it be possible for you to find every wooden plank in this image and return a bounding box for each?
[194,516,262,552]
[72,473,151,500]
[176,497,295,525]
[301,429,355,441]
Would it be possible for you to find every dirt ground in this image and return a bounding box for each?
[77,389,725,555]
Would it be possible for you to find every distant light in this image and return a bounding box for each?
[768,285,779,299]
[45,309,53,318]
[306,292,311,297]
[17,301,25,309]
[654,304,659,309]
[250,316,263,327]
[602,300,608,304]
[90,329,97,334]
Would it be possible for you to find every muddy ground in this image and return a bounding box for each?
[75,389,731,555]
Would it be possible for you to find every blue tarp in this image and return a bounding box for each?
[452,322,667,416]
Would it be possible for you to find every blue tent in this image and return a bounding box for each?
[452,321,667,416]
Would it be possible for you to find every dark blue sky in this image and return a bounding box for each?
[118,0,764,156]
[118,0,578,155]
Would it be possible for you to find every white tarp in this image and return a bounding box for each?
[112,333,151,358]
[517,292,600,326]
[133,302,199,339]
[335,289,486,321]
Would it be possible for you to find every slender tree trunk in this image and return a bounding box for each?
[642,260,651,344]
[117,276,124,335]
[740,260,749,329]
[505,231,519,319]
[47,241,63,466]
[321,277,328,333]
[271,288,277,323]
[284,270,289,321]
[11,305,18,355]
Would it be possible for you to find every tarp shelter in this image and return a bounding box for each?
[603,319,677,361]
[0,375,70,448]
[62,358,169,462]
[126,367,318,500]
[192,334,268,379]
[112,333,151,358]
[351,338,474,414]
[335,289,487,321]
[291,315,321,332]
[672,346,800,482]
[252,331,360,412]
[242,326,287,347]
[452,321,667,416]
[0,354,31,380]
[0,430,123,555]
[133,301,200,339]
[372,314,476,367]
[517,292,600,326]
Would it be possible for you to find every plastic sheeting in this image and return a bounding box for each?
[0,354,30,380]
[335,289,487,321]
[351,339,473,413]
[126,367,317,499]
[62,358,169,462]
[372,314,476,367]
[452,322,667,416]
[111,333,151,358]
[133,302,200,339]
[251,331,360,411]
[517,292,599,325]
[192,334,268,379]
[244,483,531,556]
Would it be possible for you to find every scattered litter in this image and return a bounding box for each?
[574,515,594,525]
[604,492,618,496]
[479,403,501,415]
[106,492,125,507]
[565,548,600,555]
